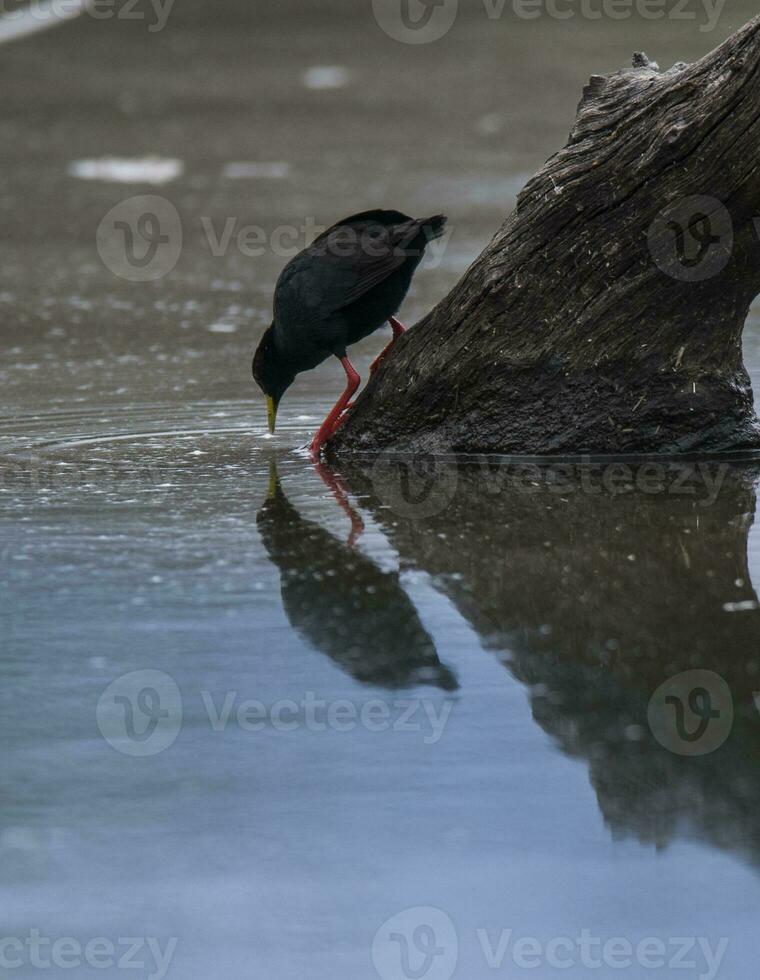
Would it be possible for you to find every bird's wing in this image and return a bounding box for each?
[275,215,426,321]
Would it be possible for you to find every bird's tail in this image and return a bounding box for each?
[421,214,448,241]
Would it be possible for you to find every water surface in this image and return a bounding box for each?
[3,2,760,978]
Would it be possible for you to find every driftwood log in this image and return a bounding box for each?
[331,16,760,456]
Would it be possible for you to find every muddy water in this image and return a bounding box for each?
[3,2,760,978]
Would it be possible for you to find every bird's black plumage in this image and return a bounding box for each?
[257,466,458,691]
[252,209,447,415]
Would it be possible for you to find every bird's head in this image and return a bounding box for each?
[252,325,295,434]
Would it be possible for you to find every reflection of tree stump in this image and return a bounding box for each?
[333,17,760,456]
[340,458,760,858]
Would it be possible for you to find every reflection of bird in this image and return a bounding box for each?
[252,210,447,455]
[256,463,457,691]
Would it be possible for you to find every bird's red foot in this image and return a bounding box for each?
[310,406,352,457]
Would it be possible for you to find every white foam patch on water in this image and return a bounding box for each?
[475,112,506,136]
[207,323,238,334]
[0,0,88,43]
[222,162,290,179]
[723,600,759,612]
[68,157,184,185]
[302,66,350,90]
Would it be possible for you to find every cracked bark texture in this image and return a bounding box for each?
[331,17,760,456]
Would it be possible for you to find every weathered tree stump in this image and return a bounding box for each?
[332,16,760,456]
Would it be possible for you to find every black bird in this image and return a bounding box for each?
[257,461,458,691]
[252,209,447,455]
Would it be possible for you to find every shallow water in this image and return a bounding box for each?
[4,2,760,978]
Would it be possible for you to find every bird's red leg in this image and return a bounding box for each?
[310,356,360,457]
[369,316,407,375]
[313,461,365,547]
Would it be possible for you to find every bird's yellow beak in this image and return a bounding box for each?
[266,396,278,434]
